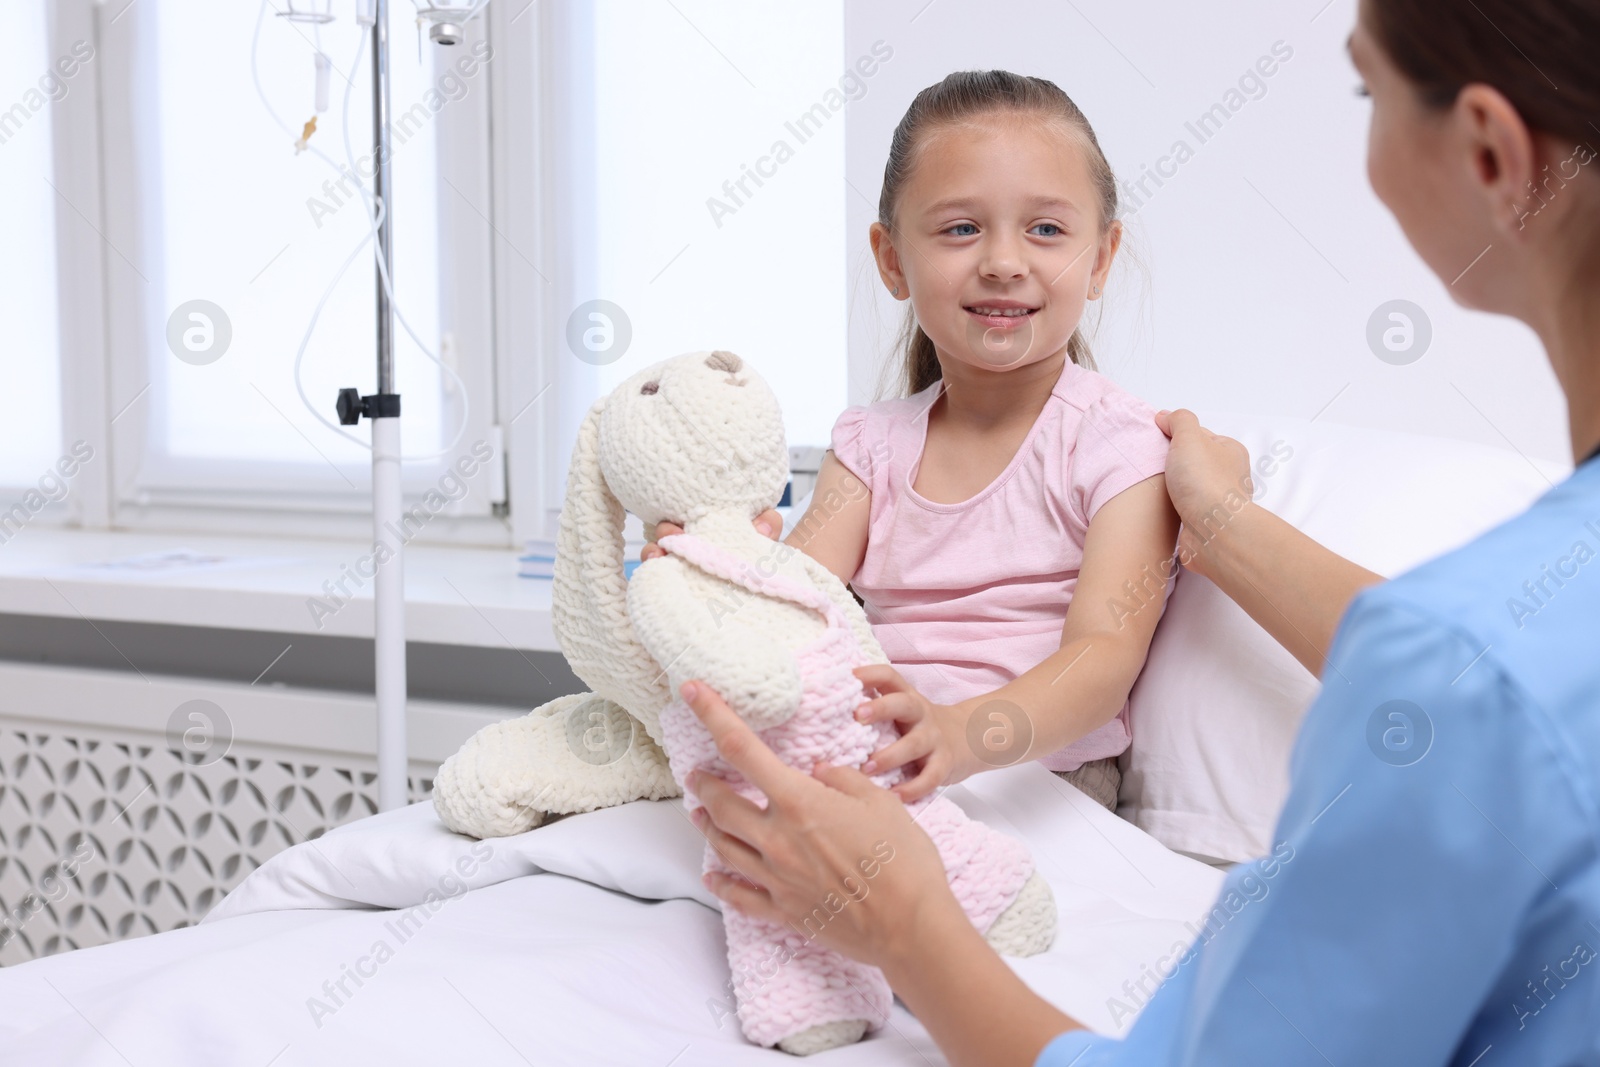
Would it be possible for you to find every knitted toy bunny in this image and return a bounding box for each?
[433,350,1056,1055]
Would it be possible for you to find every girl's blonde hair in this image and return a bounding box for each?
[878,70,1120,397]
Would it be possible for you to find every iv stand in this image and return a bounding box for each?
[369,0,407,814]
[336,0,408,812]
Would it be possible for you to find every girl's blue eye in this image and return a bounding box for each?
[1030,223,1062,237]
[946,222,978,237]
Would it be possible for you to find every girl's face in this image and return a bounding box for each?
[872,114,1121,374]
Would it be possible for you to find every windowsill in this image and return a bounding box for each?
[0,526,557,653]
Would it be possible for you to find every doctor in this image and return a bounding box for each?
[679,0,1600,1063]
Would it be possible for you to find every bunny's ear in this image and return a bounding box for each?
[552,399,672,729]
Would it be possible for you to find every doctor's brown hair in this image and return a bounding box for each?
[877,70,1119,397]
[1367,0,1600,149]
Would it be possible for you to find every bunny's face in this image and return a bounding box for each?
[597,350,789,527]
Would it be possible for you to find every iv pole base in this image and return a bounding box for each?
[370,414,408,813]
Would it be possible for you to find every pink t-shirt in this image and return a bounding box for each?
[828,357,1171,772]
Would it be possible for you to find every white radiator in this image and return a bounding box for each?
[0,662,513,966]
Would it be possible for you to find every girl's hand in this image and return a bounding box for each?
[852,664,974,803]
[1154,409,1254,577]
[640,508,784,563]
[680,679,958,969]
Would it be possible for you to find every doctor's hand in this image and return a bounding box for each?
[639,509,784,563]
[1154,409,1255,576]
[680,679,958,969]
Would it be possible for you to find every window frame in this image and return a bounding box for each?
[29,0,111,533]
[29,1,813,552]
[486,0,600,547]
[84,0,514,547]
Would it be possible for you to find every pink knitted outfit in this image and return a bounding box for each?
[655,532,1037,1049]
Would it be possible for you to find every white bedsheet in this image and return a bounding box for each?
[0,763,1224,1066]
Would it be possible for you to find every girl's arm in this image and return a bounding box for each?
[642,450,869,585]
[964,474,1181,767]
[1157,410,1383,676]
[860,474,1181,796]
[782,450,871,585]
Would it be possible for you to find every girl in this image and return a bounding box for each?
[650,70,1179,811]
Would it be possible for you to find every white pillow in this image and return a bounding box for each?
[1119,412,1565,864]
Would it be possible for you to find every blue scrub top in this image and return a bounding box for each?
[1040,454,1600,1067]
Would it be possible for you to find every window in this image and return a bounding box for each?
[10,0,854,546]
[586,1,848,449]
[0,0,63,488]
[154,2,445,467]
[99,0,499,535]
[490,0,852,543]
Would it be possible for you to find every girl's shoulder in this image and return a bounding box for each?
[1049,361,1169,444]
[840,379,943,426]
[1050,359,1145,417]
[827,383,941,484]
[1049,362,1171,522]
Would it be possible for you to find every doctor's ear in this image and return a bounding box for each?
[1452,84,1542,238]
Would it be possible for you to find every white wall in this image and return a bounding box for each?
[844,0,1570,464]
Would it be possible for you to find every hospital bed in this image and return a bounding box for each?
[0,413,1560,1065]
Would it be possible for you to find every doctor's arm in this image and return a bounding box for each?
[679,678,1083,1067]
[689,598,1574,1067]
[1156,409,1383,676]
[1039,596,1573,1065]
